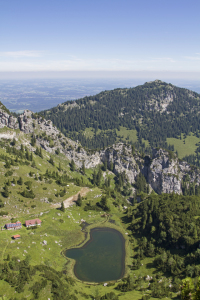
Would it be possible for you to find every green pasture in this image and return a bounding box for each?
[116,127,138,143]
[167,133,200,158]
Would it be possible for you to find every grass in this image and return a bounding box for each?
[167,133,200,158]
[0,192,180,300]
[83,126,145,146]
[83,127,96,138]
[0,128,182,299]
[116,126,138,144]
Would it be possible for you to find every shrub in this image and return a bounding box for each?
[17,177,23,185]
[2,185,9,198]
[21,189,35,199]
[5,170,13,177]
[24,181,32,190]
[0,211,8,216]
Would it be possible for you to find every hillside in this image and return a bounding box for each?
[39,80,200,166]
[1,106,200,196]
[0,103,200,299]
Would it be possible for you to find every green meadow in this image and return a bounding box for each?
[0,128,181,299]
[167,133,200,158]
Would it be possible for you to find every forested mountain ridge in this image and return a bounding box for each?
[0,105,200,196]
[39,80,200,153]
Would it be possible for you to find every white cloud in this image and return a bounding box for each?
[0,51,43,58]
[0,53,199,72]
[0,57,177,72]
[184,56,200,61]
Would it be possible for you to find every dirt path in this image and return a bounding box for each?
[63,187,89,208]
[51,187,90,209]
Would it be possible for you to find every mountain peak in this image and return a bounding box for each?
[145,79,165,85]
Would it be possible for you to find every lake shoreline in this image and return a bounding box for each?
[62,220,130,284]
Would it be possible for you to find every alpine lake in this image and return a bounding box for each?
[65,227,125,283]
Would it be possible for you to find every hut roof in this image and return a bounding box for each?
[13,234,20,239]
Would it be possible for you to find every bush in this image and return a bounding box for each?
[0,211,8,216]
[49,157,54,166]
[4,160,11,168]
[5,170,13,177]
[2,185,9,198]
[17,177,23,185]
[21,189,35,199]
[24,181,32,190]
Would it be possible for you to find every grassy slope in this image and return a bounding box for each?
[116,127,138,143]
[167,133,200,158]
[0,128,178,300]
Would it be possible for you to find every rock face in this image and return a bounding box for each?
[143,148,200,195]
[102,144,140,184]
[0,109,19,129]
[146,149,181,194]
[0,107,200,195]
[62,143,141,184]
[63,146,200,195]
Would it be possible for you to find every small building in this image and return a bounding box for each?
[25,218,42,228]
[12,234,21,240]
[5,221,22,230]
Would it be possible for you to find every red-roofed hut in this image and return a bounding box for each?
[25,218,41,228]
[12,234,21,239]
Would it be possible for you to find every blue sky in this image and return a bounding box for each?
[1,0,200,77]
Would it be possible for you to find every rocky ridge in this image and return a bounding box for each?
[0,107,199,195]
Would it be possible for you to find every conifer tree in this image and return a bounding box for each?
[49,157,54,166]
[103,160,107,171]
[39,147,43,158]
[76,193,82,207]
[31,135,36,146]
[60,201,65,212]
[70,159,75,171]
[17,177,23,185]
[35,147,40,156]
[3,185,9,198]
[4,160,11,169]
[58,162,62,171]
[81,161,85,175]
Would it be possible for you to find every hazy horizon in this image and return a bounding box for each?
[1,77,200,114]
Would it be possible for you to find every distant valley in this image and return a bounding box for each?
[0,78,148,113]
[1,78,200,114]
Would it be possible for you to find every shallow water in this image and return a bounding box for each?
[65,227,125,282]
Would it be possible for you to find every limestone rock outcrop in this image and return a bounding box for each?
[0,109,19,130]
[146,149,181,194]
[0,106,200,195]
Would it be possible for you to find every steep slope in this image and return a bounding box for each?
[0,105,200,196]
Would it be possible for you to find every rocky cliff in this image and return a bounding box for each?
[0,107,199,195]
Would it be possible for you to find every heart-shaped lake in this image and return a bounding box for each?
[65,227,125,282]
